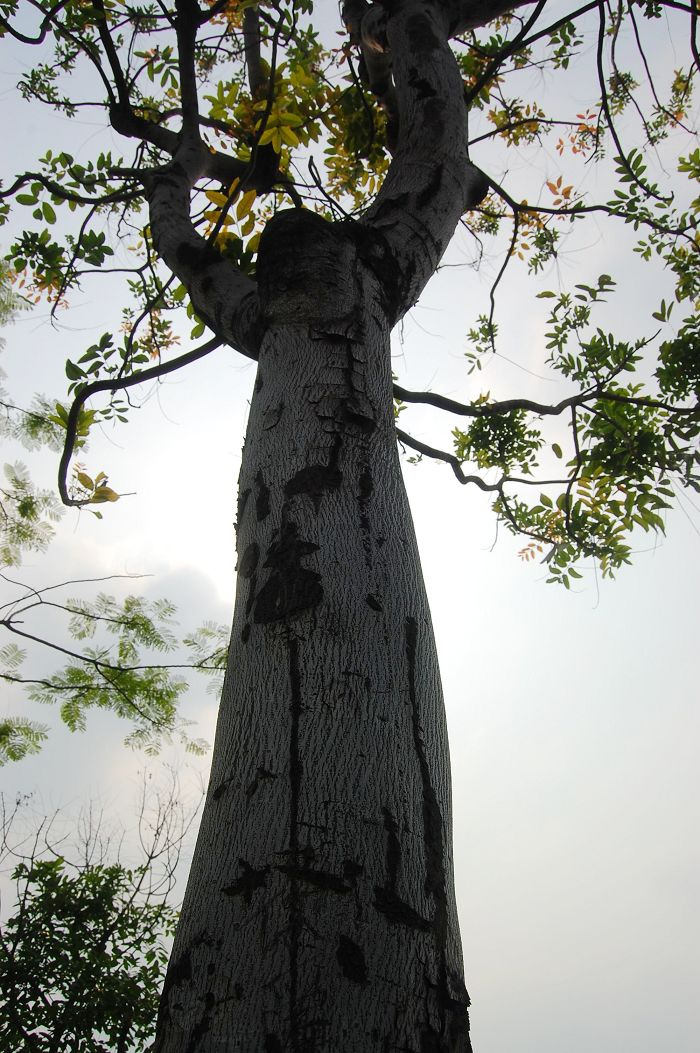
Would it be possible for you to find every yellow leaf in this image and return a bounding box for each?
[278,112,303,127]
[236,189,257,220]
[76,471,94,490]
[257,126,276,146]
[205,190,228,208]
[280,125,300,147]
[203,209,231,225]
[91,486,120,504]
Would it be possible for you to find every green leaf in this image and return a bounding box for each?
[65,360,85,381]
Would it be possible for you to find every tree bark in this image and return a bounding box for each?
[150,2,499,1048]
[153,209,470,1052]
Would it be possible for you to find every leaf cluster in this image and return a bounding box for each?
[0,857,176,1052]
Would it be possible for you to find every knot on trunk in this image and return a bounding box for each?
[257,209,360,328]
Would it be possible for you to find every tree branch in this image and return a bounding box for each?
[58,336,223,507]
[393,382,699,420]
[361,0,489,325]
[395,426,502,490]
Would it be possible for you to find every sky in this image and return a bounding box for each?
[1,4,699,1052]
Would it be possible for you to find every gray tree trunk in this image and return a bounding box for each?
[149,3,505,1048]
[153,210,469,1052]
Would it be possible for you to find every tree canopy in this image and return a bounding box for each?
[0,773,199,1051]
[0,0,696,588]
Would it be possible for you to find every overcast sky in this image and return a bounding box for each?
[1,4,699,1052]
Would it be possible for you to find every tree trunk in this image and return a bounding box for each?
[153,210,470,1052]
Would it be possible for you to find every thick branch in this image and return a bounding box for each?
[442,0,538,36]
[243,6,267,96]
[174,0,202,139]
[361,1,488,325]
[394,382,699,419]
[145,146,262,361]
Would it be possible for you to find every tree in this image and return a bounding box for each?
[0,771,199,1051]
[1,269,227,763]
[0,1,697,1050]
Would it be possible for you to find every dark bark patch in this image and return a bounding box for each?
[408,67,437,99]
[245,765,277,799]
[254,470,270,521]
[406,619,446,898]
[373,887,431,930]
[238,542,259,579]
[284,462,342,505]
[241,623,250,643]
[277,865,350,893]
[406,14,440,55]
[184,1013,209,1053]
[262,399,284,430]
[253,520,322,623]
[406,617,456,1036]
[221,859,269,904]
[211,775,234,801]
[287,635,302,856]
[236,487,250,532]
[370,192,411,226]
[336,934,368,983]
[342,858,364,883]
[244,573,257,617]
[310,317,363,342]
[284,434,342,511]
[342,344,375,432]
[422,98,445,140]
[287,634,303,1052]
[255,367,264,392]
[357,462,373,562]
[163,947,192,991]
[420,1026,449,1053]
[344,398,376,433]
[358,463,373,502]
[417,164,444,211]
[382,806,401,891]
[158,932,212,1031]
[265,1037,283,1053]
[176,239,221,272]
[449,968,471,1009]
[366,593,382,611]
[350,221,404,321]
[466,164,491,208]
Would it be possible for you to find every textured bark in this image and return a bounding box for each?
[153,211,470,1051]
[149,2,507,1049]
